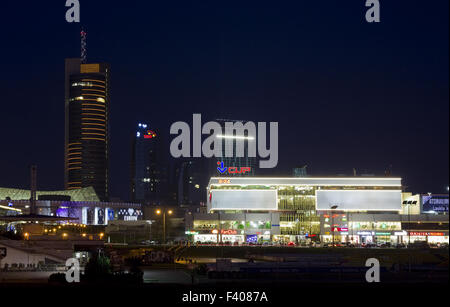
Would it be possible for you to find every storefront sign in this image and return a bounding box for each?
[394,231,407,236]
[422,195,449,213]
[246,234,258,243]
[409,232,445,236]
[331,227,348,232]
[185,231,199,235]
[375,232,391,236]
[220,229,238,235]
[357,231,375,236]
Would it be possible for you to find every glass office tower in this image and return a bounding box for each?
[64,59,110,201]
[130,123,168,203]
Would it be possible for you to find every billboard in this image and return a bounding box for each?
[209,189,277,211]
[316,190,401,211]
[421,195,449,213]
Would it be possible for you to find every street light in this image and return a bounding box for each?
[330,205,338,247]
[156,208,173,244]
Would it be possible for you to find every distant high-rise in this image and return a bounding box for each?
[64,59,110,201]
[175,159,208,206]
[130,123,168,203]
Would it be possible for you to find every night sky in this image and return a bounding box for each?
[0,1,448,200]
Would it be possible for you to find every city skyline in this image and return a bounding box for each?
[0,1,448,200]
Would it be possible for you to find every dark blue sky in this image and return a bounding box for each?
[0,1,448,199]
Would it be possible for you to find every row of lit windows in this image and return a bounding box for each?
[71,82,93,87]
[70,96,105,103]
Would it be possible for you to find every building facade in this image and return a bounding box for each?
[0,187,142,225]
[65,59,110,201]
[185,177,449,244]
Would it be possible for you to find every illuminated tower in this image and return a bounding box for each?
[64,59,110,201]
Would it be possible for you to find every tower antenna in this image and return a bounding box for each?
[81,28,87,63]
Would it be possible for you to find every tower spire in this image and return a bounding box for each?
[81,28,87,63]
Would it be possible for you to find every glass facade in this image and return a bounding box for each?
[65,60,110,201]
[130,123,168,203]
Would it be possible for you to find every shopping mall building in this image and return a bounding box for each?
[185,177,449,245]
[0,187,142,225]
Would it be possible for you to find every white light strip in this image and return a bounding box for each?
[216,135,255,140]
[210,177,402,180]
[0,205,22,212]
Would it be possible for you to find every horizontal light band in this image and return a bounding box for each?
[216,135,255,140]
[82,79,106,84]
[82,132,106,136]
[82,137,105,142]
[82,113,106,117]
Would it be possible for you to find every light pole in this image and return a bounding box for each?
[156,208,173,244]
[330,205,338,246]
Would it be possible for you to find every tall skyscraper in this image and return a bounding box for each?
[130,123,168,204]
[64,59,110,201]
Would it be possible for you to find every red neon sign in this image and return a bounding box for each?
[409,232,445,236]
[220,229,238,235]
[227,167,251,174]
[143,130,157,139]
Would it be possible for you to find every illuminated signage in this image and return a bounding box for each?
[143,130,157,139]
[210,229,238,235]
[409,232,445,236]
[218,179,231,184]
[394,231,407,236]
[375,232,391,236]
[357,231,375,236]
[422,195,449,213]
[332,227,348,232]
[217,161,251,175]
[185,231,199,235]
[220,229,238,235]
[246,234,258,243]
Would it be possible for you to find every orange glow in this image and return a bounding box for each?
[82,118,106,122]
[82,137,105,142]
[82,108,106,113]
[82,89,105,93]
[82,79,106,84]
[82,113,106,117]
[82,127,105,131]
[82,93,106,98]
[82,122,105,126]
[80,98,106,103]
[82,103,106,108]
[82,132,106,137]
